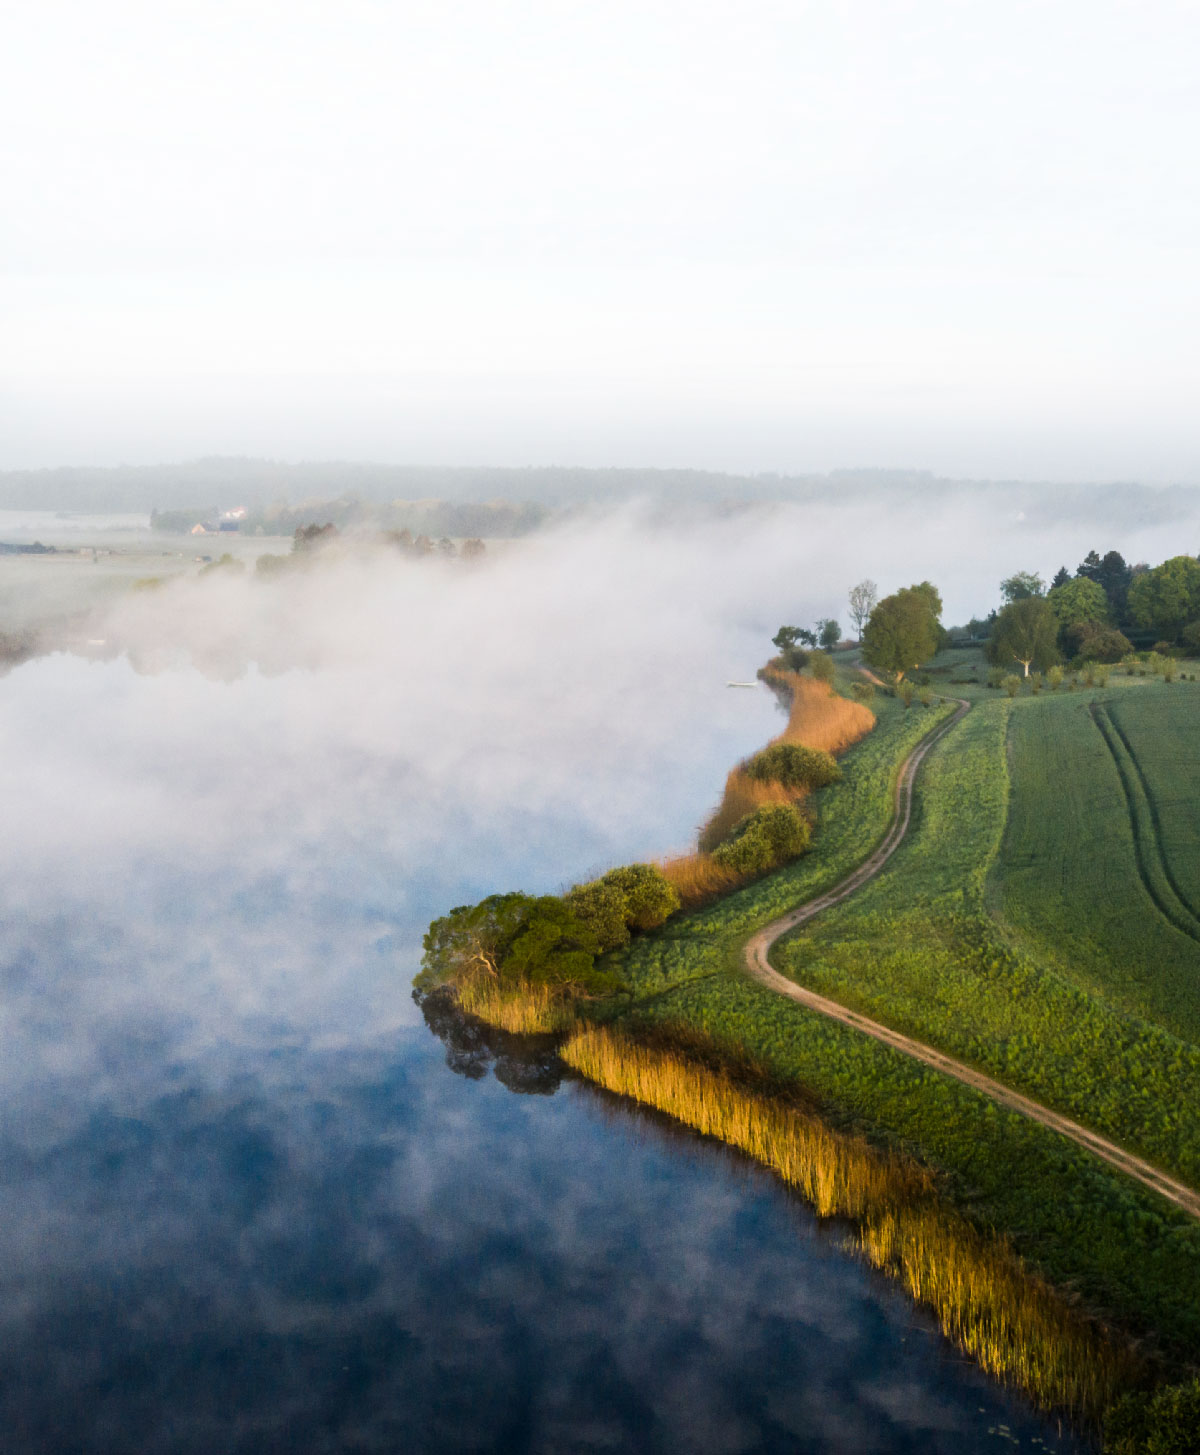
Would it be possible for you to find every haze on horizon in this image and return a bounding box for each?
[3,1,1198,482]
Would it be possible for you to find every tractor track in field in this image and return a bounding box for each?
[1091,702,1200,941]
[743,693,1200,1222]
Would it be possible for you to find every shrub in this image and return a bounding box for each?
[1096,666,1111,687]
[1029,672,1042,695]
[599,863,680,931]
[899,680,916,707]
[567,863,682,949]
[1182,620,1200,656]
[1104,1377,1200,1454]
[1003,675,1021,697]
[711,805,811,876]
[746,743,841,791]
[565,880,632,953]
[1046,665,1064,690]
[808,650,835,685]
[1062,621,1133,663]
[1153,641,1174,656]
[919,687,933,706]
[851,681,875,704]
[987,667,1006,688]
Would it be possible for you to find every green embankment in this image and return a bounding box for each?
[602,670,1200,1361]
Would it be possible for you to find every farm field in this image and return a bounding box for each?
[999,685,1200,1042]
[602,665,1200,1361]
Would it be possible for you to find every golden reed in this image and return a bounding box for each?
[561,1025,1135,1421]
[664,674,876,907]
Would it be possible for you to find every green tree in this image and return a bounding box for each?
[861,585,942,682]
[808,649,836,684]
[817,617,842,650]
[1062,621,1131,663]
[999,570,1045,603]
[773,625,816,653]
[988,597,1059,676]
[1104,1377,1200,1454]
[419,892,602,993]
[1051,565,1071,589]
[711,805,811,876]
[847,579,878,639]
[745,743,841,790]
[564,880,631,953]
[600,863,679,930]
[1128,555,1200,641]
[1046,576,1109,629]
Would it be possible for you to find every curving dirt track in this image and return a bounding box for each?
[743,697,1200,1222]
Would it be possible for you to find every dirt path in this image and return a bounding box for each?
[743,696,1200,1222]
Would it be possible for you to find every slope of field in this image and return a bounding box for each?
[998,686,1200,1042]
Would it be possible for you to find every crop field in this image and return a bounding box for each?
[770,694,1200,1186]
[999,685,1200,1041]
[598,667,1200,1361]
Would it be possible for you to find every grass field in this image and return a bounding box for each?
[448,656,1200,1378]
[597,663,1200,1364]
[999,686,1200,1042]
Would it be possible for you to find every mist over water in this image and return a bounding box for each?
[0,502,1113,1450]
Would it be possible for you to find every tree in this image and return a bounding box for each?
[1096,550,1133,622]
[1128,555,1200,641]
[999,571,1045,603]
[773,625,816,652]
[1051,565,1071,589]
[817,617,842,650]
[1046,576,1109,629]
[420,892,602,993]
[847,580,878,639]
[292,522,338,552]
[599,864,679,931]
[1076,549,1104,583]
[808,649,836,684]
[987,597,1059,676]
[1061,622,1131,663]
[1105,1377,1200,1455]
[861,585,942,682]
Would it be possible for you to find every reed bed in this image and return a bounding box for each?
[657,850,746,909]
[699,769,796,852]
[561,1024,1135,1421]
[769,671,876,754]
[457,978,579,1033]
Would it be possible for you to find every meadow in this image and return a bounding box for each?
[442,652,1200,1400]
[1000,687,1200,1041]
[595,661,1200,1368]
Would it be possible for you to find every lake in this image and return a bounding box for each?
[0,577,1088,1452]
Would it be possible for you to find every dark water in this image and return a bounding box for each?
[0,1003,1086,1454]
[0,658,1087,1453]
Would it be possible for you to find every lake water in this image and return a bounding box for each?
[0,630,1088,1452]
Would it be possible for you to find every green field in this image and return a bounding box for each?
[601,663,1200,1361]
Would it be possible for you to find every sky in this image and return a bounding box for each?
[3,0,1198,478]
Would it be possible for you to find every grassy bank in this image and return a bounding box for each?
[562,1023,1133,1420]
[440,659,1200,1410]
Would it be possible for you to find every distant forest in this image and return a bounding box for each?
[1,458,1197,536]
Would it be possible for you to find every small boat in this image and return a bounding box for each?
[726,681,758,688]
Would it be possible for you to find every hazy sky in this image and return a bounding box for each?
[3,1,1198,477]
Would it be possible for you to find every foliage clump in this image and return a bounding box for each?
[711,805,811,876]
[420,892,612,997]
[862,582,944,682]
[745,743,841,792]
[1104,1378,1200,1454]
